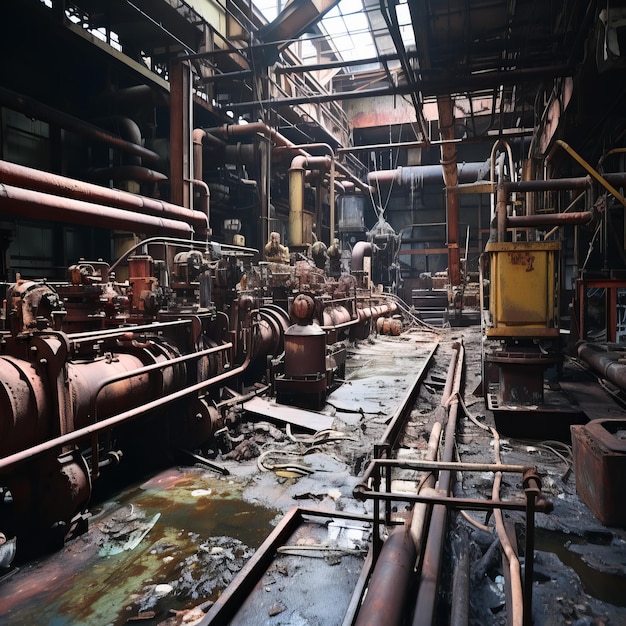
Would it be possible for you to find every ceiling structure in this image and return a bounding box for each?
[17,0,623,173]
[194,0,622,175]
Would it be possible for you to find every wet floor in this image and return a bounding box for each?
[0,468,280,625]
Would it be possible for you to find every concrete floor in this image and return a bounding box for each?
[1,324,625,625]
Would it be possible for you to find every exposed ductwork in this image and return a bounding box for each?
[0,87,163,167]
[205,122,371,194]
[367,161,490,187]
[256,0,342,64]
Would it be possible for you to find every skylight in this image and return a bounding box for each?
[321,0,377,62]
[253,0,377,63]
[252,0,415,73]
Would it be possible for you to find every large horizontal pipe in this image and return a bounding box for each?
[507,211,593,228]
[368,162,489,187]
[0,184,194,236]
[206,122,371,194]
[87,166,168,183]
[577,342,626,391]
[0,349,244,474]
[0,160,208,234]
[0,86,162,166]
[504,177,591,192]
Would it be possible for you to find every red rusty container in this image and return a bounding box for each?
[571,418,626,526]
[284,322,326,378]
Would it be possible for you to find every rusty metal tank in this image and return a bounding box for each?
[284,294,326,378]
[571,418,626,526]
[284,322,326,378]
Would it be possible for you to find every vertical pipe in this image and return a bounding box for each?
[289,163,305,247]
[170,61,191,208]
[437,95,461,286]
[523,484,537,626]
[496,183,508,242]
[315,177,322,242]
[330,159,336,246]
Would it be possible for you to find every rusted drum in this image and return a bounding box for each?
[0,356,50,456]
[2,450,91,542]
[376,317,402,336]
[284,323,326,378]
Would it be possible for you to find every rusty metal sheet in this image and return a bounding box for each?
[572,421,626,526]
[242,396,335,432]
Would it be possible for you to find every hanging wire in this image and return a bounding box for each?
[369,150,383,211]
[382,123,404,212]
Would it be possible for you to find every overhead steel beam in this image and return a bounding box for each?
[222,64,572,111]
[274,51,417,74]
[257,0,342,62]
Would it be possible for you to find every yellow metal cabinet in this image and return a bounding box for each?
[485,241,560,337]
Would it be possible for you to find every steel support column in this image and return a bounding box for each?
[170,60,192,209]
[437,95,461,286]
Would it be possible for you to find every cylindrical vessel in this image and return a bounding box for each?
[284,323,326,378]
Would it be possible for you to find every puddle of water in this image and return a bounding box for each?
[0,467,279,625]
[534,528,626,607]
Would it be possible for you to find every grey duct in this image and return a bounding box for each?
[367,161,491,187]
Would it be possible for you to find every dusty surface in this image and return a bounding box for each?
[1,323,626,625]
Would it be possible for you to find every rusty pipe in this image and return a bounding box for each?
[88,342,233,425]
[193,127,227,153]
[409,421,443,551]
[503,177,591,192]
[0,183,194,236]
[0,86,162,165]
[438,94,461,285]
[412,341,464,626]
[187,177,211,235]
[273,142,336,159]
[87,165,168,183]
[577,342,626,391]
[208,122,371,193]
[357,302,398,321]
[491,430,525,626]
[0,160,208,232]
[353,527,417,626]
[507,211,593,228]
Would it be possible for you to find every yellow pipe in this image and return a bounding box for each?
[556,140,626,208]
[288,165,304,247]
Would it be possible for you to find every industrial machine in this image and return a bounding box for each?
[481,240,562,406]
[0,236,401,549]
[479,185,575,438]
